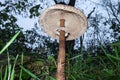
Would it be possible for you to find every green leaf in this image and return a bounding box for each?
[0,31,21,54]
[112,41,120,46]
[20,65,40,80]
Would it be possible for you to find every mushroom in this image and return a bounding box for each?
[39,4,88,80]
[39,4,88,40]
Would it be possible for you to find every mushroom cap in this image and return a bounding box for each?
[39,4,88,40]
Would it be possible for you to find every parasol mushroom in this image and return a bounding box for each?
[39,4,88,40]
[39,4,88,80]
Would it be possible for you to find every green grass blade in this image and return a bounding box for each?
[112,41,120,46]
[4,66,8,80]
[0,66,3,80]
[8,64,11,80]
[70,75,76,80]
[0,31,21,54]
[19,53,24,80]
[10,54,19,80]
[68,54,82,61]
[114,47,119,57]
[100,46,116,65]
[10,69,15,80]
[48,76,56,80]
[20,65,40,80]
[106,54,120,61]
[7,52,11,80]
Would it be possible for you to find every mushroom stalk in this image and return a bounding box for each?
[57,19,66,80]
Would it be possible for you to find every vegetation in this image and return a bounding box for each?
[0,31,119,80]
[0,0,120,80]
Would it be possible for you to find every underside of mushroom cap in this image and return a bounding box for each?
[39,4,88,40]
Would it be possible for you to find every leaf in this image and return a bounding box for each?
[2,13,9,21]
[0,31,21,54]
[20,65,40,80]
[49,76,56,80]
[29,4,40,18]
[112,42,120,46]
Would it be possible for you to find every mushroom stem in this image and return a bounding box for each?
[57,19,66,80]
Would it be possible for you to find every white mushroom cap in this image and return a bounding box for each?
[39,4,88,40]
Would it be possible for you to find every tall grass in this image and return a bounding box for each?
[0,31,41,80]
[0,30,120,80]
[67,42,120,80]
[0,31,20,80]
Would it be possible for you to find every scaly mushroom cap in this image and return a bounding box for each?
[39,4,88,40]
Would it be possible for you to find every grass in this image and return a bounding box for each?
[67,42,120,80]
[0,31,120,80]
[0,31,56,80]
[0,31,20,80]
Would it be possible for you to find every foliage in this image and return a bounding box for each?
[0,32,56,80]
[67,41,120,80]
[0,40,120,80]
[101,0,120,40]
[29,4,41,18]
[0,0,28,55]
